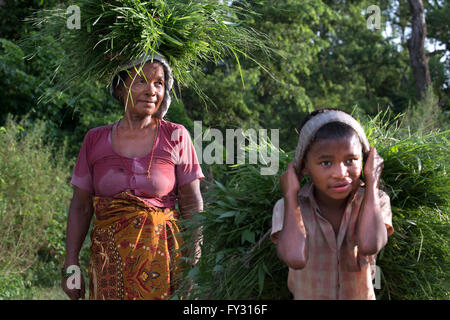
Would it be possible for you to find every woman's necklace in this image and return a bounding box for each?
[115,118,160,179]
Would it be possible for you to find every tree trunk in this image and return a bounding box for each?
[406,0,431,100]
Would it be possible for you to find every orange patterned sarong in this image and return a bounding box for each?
[88,191,183,300]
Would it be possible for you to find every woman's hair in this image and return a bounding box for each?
[298,108,368,169]
[111,70,128,102]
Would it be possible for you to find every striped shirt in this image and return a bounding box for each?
[271,182,393,300]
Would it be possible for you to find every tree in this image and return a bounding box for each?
[308,0,411,115]
[407,0,432,100]
[181,0,445,150]
[0,0,60,40]
[425,0,449,54]
[182,0,337,150]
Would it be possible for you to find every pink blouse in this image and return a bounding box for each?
[70,120,204,208]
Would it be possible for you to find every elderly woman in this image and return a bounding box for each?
[62,55,204,300]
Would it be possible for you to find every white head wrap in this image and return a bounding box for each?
[109,53,174,118]
[294,110,370,172]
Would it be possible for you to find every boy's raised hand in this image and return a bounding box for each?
[280,162,301,197]
[364,147,384,187]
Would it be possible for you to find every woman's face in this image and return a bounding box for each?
[302,134,363,203]
[117,62,165,118]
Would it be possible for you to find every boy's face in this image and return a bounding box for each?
[302,134,363,203]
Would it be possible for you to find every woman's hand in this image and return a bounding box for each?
[178,179,203,298]
[62,186,93,300]
[178,179,203,266]
[61,266,86,300]
[364,147,384,187]
[280,162,302,197]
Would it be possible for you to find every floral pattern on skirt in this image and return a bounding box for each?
[89,190,183,300]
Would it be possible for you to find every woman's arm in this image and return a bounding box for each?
[62,186,93,299]
[357,147,388,256]
[276,162,308,270]
[178,179,203,266]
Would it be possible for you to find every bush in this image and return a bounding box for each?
[0,116,72,299]
[0,36,123,161]
[365,110,449,299]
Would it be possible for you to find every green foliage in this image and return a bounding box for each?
[185,109,449,300]
[180,0,449,152]
[377,206,449,299]
[0,38,37,119]
[364,110,449,299]
[425,0,450,50]
[384,0,449,107]
[308,0,414,115]
[183,66,264,131]
[0,36,123,159]
[0,116,72,298]
[0,0,61,40]
[180,142,292,299]
[182,0,337,148]
[165,98,195,132]
[25,0,272,103]
[401,86,444,137]
[0,273,29,300]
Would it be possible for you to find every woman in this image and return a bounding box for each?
[61,54,204,300]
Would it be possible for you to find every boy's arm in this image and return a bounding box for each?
[275,162,308,270]
[357,147,389,256]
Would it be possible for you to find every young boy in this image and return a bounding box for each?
[271,109,394,300]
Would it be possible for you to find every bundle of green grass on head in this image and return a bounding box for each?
[26,0,271,103]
